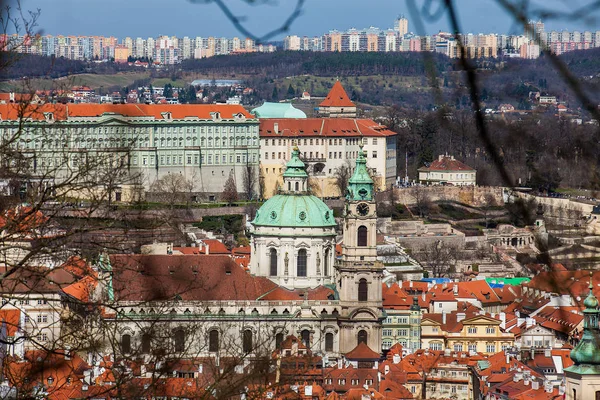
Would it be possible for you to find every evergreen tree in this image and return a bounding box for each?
[222,172,238,205]
[163,83,173,98]
[271,86,279,102]
[187,85,196,103]
[287,84,295,98]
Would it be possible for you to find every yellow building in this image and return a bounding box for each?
[421,312,514,355]
[114,45,130,63]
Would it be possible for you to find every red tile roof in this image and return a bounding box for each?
[0,309,20,336]
[62,276,98,303]
[418,156,475,172]
[319,81,356,108]
[344,342,380,360]
[109,254,277,302]
[0,103,253,121]
[259,118,396,138]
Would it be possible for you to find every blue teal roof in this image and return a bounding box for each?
[283,147,308,179]
[347,146,374,201]
[252,194,336,228]
[567,278,600,370]
[251,102,307,118]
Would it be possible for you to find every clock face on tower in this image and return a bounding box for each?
[357,202,370,216]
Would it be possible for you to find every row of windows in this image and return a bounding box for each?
[13,136,259,150]
[269,248,331,277]
[383,316,420,325]
[382,328,419,337]
[2,124,257,136]
[263,137,377,146]
[263,150,376,160]
[466,326,497,334]
[121,329,254,354]
[2,298,49,306]
[122,329,342,355]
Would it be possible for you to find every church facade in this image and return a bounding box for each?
[100,146,384,360]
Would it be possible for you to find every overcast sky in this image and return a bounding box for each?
[17,0,600,40]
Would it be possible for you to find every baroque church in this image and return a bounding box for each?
[100,146,383,359]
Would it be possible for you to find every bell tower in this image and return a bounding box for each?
[336,146,383,354]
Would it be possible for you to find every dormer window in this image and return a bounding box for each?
[210,111,221,121]
[44,112,54,122]
[161,112,172,120]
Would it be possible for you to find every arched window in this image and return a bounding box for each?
[325,332,334,352]
[209,329,219,352]
[324,248,330,276]
[295,181,299,191]
[275,332,284,349]
[358,278,368,302]
[301,329,310,348]
[141,333,151,353]
[357,330,368,345]
[269,249,277,276]
[357,226,368,247]
[243,330,253,353]
[297,249,307,277]
[174,330,185,352]
[121,334,131,354]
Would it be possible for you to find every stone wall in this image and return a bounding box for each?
[378,186,504,207]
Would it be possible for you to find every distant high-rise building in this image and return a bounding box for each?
[395,16,408,37]
[525,20,545,44]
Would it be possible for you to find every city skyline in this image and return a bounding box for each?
[18,0,600,40]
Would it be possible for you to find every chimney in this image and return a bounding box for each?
[532,381,539,390]
[453,285,458,296]
[526,317,534,329]
[392,354,400,364]
[205,244,209,255]
[506,353,510,365]
[499,312,506,329]
[274,122,279,134]
[442,311,447,324]
[456,312,466,322]
[304,386,312,396]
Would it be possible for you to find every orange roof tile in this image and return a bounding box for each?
[62,276,97,302]
[0,103,253,121]
[319,81,356,108]
[344,342,380,360]
[419,156,475,172]
[259,118,396,138]
[0,309,20,336]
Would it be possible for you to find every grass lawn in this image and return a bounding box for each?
[276,75,425,98]
[0,72,151,92]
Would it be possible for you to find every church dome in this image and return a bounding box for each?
[252,147,336,228]
[253,194,336,228]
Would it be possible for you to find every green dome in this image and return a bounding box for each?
[252,194,336,228]
[251,102,307,118]
[585,292,599,309]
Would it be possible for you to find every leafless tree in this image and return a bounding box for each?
[242,163,258,201]
[412,185,433,218]
[417,241,460,278]
[332,160,353,198]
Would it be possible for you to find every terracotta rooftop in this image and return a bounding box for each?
[0,103,253,121]
[319,81,356,108]
[259,118,396,138]
[109,254,277,302]
[418,155,475,172]
[344,342,380,360]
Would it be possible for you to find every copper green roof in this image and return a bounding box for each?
[252,194,336,228]
[252,146,335,228]
[347,145,374,201]
[251,102,307,118]
[283,147,308,179]
[566,277,600,373]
